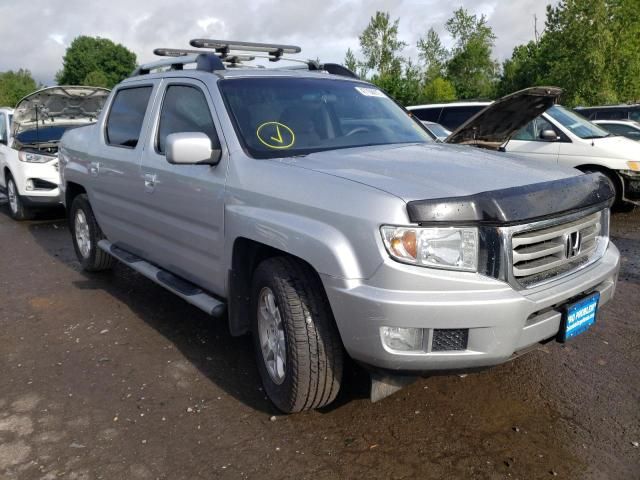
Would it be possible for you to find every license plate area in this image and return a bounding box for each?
[558,292,600,342]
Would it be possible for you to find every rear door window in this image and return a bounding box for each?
[106,86,153,148]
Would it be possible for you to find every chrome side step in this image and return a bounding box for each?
[98,240,226,317]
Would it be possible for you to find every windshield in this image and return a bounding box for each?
[219,77,432,158]
[546,105,611,139]
[14,125,83,146]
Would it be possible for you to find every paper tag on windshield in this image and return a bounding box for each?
[355,87,386,98]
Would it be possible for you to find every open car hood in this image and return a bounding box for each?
[12,86,110,137]
[445,86,563,149]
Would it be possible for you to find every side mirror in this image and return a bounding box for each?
[165,132,221,165]
[540,129,559,141]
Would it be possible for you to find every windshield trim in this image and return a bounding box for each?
[218,77,432,159]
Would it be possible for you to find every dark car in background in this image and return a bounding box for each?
[406,102,488,130]
[575,104,640,122]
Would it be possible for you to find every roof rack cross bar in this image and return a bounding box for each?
[190,39,301,56]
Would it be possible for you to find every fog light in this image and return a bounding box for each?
[380,327,423,352]
[25,179,34,191]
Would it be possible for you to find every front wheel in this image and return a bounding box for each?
[251,257,343,413]
[6,176,34,221]
[70,194,115,272]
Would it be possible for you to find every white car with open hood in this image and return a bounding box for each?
[0,86,110,220]
[413,88,640,208]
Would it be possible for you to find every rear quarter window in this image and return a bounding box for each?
[106,86,153,148]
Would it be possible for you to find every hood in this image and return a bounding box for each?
[446,86,563,149]
[278,143,580,202]
[12,86,110,137]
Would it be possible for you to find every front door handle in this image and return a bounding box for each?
[144,173,157,193]
[89,161,100,177]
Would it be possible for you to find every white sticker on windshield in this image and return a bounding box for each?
[355,87,386,98]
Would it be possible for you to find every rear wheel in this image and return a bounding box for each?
[251,257,343,413]
[6,175,34,221]
[70,194,115,271]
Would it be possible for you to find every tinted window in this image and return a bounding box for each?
[411,107,441,122]
[595,109,626,120]
[630,110,640,122]
[600,123,640,140]
[157,85,219,154]
[106,86,152,148]
[438,106,485,130]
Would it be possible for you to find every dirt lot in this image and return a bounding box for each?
[0,198,638,480]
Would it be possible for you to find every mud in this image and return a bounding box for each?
[0,200,638,479]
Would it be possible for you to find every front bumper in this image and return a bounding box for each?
[619,170,640,205]
[322,244,620,371]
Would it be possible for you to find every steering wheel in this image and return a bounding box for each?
[345,127,370,136]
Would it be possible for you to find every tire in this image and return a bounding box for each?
[251,257,343,413]
[6,175,34,221]
[69,194,115,272]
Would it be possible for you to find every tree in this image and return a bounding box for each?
[445,8,498,99]
[56,36,136,88]
[422,77,457,102]
[358,11,407,77]
[499,0,640,106]
[344,48,358,73]
[496,41,544,96]
[0,69,38,107]
[417,28,448,81]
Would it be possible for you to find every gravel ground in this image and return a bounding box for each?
[0,199,638,480]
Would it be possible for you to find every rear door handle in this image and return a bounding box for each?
[144,173,157,193]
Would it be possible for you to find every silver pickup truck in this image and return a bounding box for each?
[59,40,620,413]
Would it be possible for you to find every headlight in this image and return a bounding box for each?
[381,226,478,272]
[18,150,56,163]
[626,161,640,172]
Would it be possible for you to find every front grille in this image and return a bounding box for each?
[432,329,469,351]
[510,211,606,287]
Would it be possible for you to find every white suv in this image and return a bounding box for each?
[0,86,109,220]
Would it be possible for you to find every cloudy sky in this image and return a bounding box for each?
[0,0,554,85]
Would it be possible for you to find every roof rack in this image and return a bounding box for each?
[130,39,359,79]
[190,39,300,61]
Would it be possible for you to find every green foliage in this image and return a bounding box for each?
[499,0,640,106]
[358,11,407,77]
[56,36,136,88]
[417,28,448,81]
[445,8,497,99]
[0,69,38,107]
[344,48,358,73]
[422,77,457,102]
